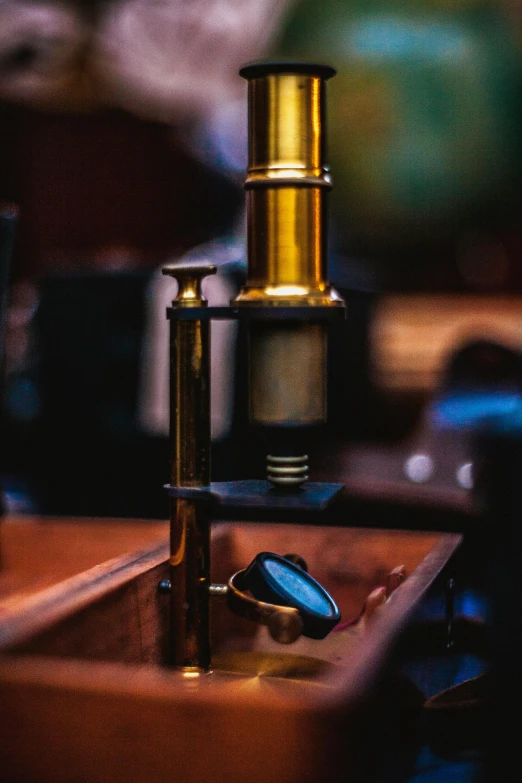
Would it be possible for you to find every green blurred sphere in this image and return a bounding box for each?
[275,0,522,252]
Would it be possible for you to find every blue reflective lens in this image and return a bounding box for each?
[264,556,333,616]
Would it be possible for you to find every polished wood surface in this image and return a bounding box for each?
[0,515,168,588]
[0,516,168,651]
[0,516,461,783]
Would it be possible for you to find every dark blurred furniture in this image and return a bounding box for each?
[0,204,17,515]
[0,104,243,518]
[30,271,171,518]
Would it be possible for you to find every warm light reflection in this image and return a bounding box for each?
[264,285,310,297]
[181,670,205,679]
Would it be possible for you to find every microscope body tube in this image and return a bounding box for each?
[235,64,343,483]
[249,320,326,426]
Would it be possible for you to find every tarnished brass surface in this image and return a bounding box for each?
[249,321,326,425]
[168,321,210,487]
[164,263,214,488]
[169,497,210,670]
[162,263,215,670]
[234,63,341,307]
[227,568,304,644]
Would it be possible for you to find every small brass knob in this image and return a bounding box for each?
[163,262,217,306]
[282,553,308,572]
[267,610,304,644]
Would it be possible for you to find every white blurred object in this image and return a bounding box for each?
[182,97,248,183]
[93,0,294,123]
[0,0,90,107]
[0,0,294,172]
[139,236,246,442]
[404,453,434,484]
[456,462,473,490]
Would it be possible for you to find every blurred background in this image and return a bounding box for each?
[1,0,522,518]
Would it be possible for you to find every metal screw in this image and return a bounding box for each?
[209,584,228,597]
[283,553,308,572]
[157,579,172,594]
[445,577,455,650]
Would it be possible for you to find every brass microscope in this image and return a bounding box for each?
[162,62,348,672]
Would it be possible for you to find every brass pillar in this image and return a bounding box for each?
[163,262,215,671]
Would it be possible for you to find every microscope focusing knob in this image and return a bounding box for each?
[281,553,309,572]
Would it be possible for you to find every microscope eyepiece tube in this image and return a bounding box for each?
[235,62,340,306]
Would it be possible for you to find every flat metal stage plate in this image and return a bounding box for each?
[167,480,344,512]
